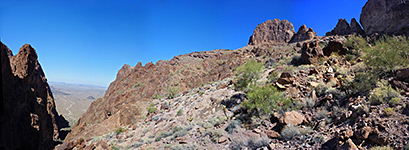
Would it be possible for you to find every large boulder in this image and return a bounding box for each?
[279,110,305,125]
[326,18,364,36]
[323,39,348,56]
[248,19,295,45]
[360,0,409,35]
[300,41,324,64]
[290,24,317,43]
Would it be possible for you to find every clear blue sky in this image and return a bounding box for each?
[0,0,367,87]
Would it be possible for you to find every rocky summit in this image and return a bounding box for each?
[326,18,365,36]
[360,0,409,35]
[1,42,68,149]
[248,19,295,45]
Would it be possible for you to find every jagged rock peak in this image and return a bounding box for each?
[248,19,295,45]
[360,0,409,35]
[326,18,364,36]
[290,24,317,43]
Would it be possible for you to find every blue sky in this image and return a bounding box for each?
[0,0,366,87]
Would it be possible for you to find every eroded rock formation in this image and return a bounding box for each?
[360,0,409,35]
[1,42,68,150]
[248,19,295,45]
[326,18,364,36]
[290,24,317,43]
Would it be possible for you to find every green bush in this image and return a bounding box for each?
[369,85,400,105]
[345,35,368,57]
[155,131,172,142]
[364,35,409,73]
[389,97,402,106]
[234,60,264,91]
[151,94,162,99]
[176,109,183,116]
[343,71,377,96]
[211,129,224,142]
[167,86,180,99]
[280,125,300,141]
[147,103,157,115]
[225,120,241,134]
[383,107,394,116]
[370,146,394,150]
[242,84,292,115]
[114,127,126,135]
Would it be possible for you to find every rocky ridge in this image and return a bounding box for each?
[360,0,409,35]
[1,42,68,149]
[326,18,365,36]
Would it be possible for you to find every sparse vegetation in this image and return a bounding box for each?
[242,84,292,116]
[364,35,409,73]
[225,120,241,134]
[369,84,400,105]
[177,109,183,116]
[114,127,126,135]
[167,86,180,99]
[369,146,394,150]
[233,60,264,91]
[147,103,157,115]
[280,125,300,141]
[383,107,395,116]
[389,97,402,106]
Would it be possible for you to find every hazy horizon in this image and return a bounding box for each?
[1,0,366,87]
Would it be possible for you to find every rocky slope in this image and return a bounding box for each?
[360,0,409,35]
[1,42,68,149]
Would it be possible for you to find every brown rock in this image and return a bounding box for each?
[323,40,348,56]
[338,139,358,150]
[360,0,409,35]
[280,110,305,125]
[265,130,280,139]
[175,137,188,144]
[300,41,324,64]
[326,18,364,36]
[218,136,228,143]
[277,72,294,85]
[396,68,409,82]
[355,126,372,140]
[1,42,68,149]
[368,134,388,145]
[248,19,295,45]
[290,24,317,43]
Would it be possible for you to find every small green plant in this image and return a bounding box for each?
[383,107,394,116]
[177,109,183,116]
[369,85,400,105]
[280,125,300,141]
[302,97,315,108]
[316,109,329,120]
[345,35,368,57]
[151,94,162,99]
[114,127,126,135]
[155,131,172,142]
[211,129,224,142]
[225,120,241,134]
[242,84,292,116]
[389,97,402,106]
[370,146,394,150]
[167,86,180,99]
[147,103,157,115]
[233,60,264,91]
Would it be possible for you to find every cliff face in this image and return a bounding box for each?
[1,42,68,150]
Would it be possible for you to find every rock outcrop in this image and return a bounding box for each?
[300,41,324,64]
[360,0,409,35]
[326,18,364,36]
[290,24,317,43]
[1,42,68,149]
[248,19,295,45]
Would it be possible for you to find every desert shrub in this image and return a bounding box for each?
[225,120,241,134]
[383,107,395,116]
[234,60,264,91]
[316,109,329,120]
[389,97,402,106]
[369,85,400,105]
[151,94,162,99]
[147,103,157,115]
[364,35,409,73]
[303,97,316,109]
[230,139,244,150]
[114,127,126,135]
[247,137,270,149]
[167,86,180,99]
[300,126,313,135]
[345,35,368,56]
[331,106,348,118]
[242,84,292,115]
[281,125,300,141]
[172,128,187,139]
[155,131,172,142]
[177,109,183,116]
[370,146,394,150]
[405,144,409,150]
[211,129,224,142]
[343,71,377,96]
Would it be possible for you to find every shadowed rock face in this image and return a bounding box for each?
[360,0,409,35]
[290,24,317,43]
[1,42,68,150]
[248,19,295,45]
[326,18,364,36]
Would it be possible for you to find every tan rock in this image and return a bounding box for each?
[339,139,358,150]
[280,110,305,125]
[248,19,295,45]
[218,136,228,143]
[265,130,280,139]
[175,137,188,144]
[356,126,372,140]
